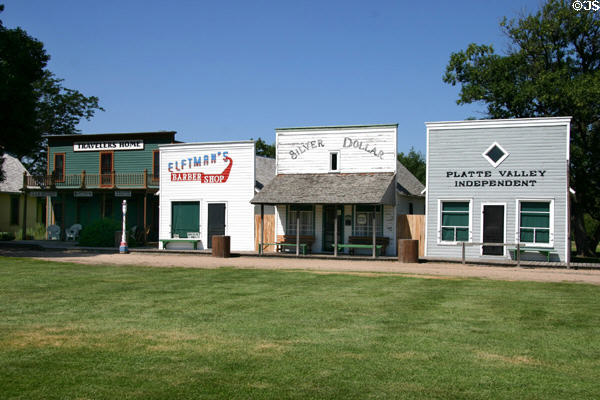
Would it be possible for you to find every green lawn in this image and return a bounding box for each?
[1,258,599,399]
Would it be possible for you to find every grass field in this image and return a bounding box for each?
[1,258,600,399]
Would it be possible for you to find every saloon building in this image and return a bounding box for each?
[424,117,570,263]
[26,131,176,240]
[251,124,425,256]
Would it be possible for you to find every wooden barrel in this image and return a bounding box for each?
[398,239,419,263]
[212,235,231,258]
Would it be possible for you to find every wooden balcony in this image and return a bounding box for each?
[25,171,159,190]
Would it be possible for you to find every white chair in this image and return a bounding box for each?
[47,225,61,240]
[65,224,82,241]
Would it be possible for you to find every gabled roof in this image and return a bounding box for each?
[251,173,396,205]
[396,161,425,196]
[255,156,275,190]
[0,154,28,193]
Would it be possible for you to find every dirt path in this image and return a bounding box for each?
[2,248,600,285]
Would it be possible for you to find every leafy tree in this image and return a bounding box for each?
[397,147,426,184]
[0,4,102,178]
[443,0,600,256]
[254,137,275,158]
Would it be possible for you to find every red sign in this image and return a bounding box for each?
[170,157,233,183]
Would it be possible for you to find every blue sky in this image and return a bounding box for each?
[3,0,543,153]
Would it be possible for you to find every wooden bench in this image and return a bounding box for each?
[348,236,390,254]
[334,243,383,256]
[510,246,557,262]
[160,239,201,250]
[281,235,314,253]
[260,242,308,255]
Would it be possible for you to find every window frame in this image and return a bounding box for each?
[437,199,472,245]
[353,205,383,237]
[286,204,314,236]
[53,153,65,182]
[329,151,340,172]
[516,199,554,248]
[99,151,114,187]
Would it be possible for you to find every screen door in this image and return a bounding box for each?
[207,203,226,248]
[482,205,504,256]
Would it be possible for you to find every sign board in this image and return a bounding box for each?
[115,191,131,197]
[29,191,57,197]
[73,140,144,152]
[74,191,93,197]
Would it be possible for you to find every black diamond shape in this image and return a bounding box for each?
[486,145,505,163]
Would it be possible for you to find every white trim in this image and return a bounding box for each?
[565,121,571,263]
[437,198,473,245]
[425,117,572,130]
[480,202,507,257]
[275,130,279,176]
[482,142,510,168]
[424,125,430,256]
[515,198,555,249]
[159,140,254,148]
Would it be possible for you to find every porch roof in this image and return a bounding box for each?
[250,172,396,205]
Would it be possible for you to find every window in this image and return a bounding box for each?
[330,151,339,172]
[354,205,383,236]
[519,201,551,244]
[482,142,509,167]
[100,152,113,186]
[287,205,313,235]
[152,150,160,180]
[10,195,19,225]
[441,201,469,242]
[53,153,65,182]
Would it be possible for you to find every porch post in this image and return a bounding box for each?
[334,205,338,257]
[260,204,264,255]
[22,192,28,240]
[372,205,377,258]
[296,210,300,256]
[143,192,147,243]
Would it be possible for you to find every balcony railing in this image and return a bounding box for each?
[25,171,159,189]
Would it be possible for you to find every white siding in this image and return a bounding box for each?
[425,119,570,262]
[276,126,397,174]
[159,141,255,251]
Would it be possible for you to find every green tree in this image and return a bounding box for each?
[0,4,102,178]
[443,0,600,256]
[397,147,425,184]
[254,137,275,158]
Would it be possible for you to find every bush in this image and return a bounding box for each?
[0,232,15,241]
[78,219,121,247]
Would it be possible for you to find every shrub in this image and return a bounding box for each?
[78,219,121,247]
[0,232,15,241]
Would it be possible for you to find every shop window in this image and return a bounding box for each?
[519,201,551,244]
[287,205,313,235]
[441,201,470,242]
[10,195,19,225]
[153,150,160,180]
[354,205,383,236]
[53,153,65,182]
[330,152,339,172]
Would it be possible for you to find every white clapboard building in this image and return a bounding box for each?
[424,117,571,263]
[158,140,274,251]
[251,124,425,256]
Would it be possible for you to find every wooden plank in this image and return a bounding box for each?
[254,214,276,252]
[397,214,425,257]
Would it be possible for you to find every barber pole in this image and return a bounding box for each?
[120,200,128,254]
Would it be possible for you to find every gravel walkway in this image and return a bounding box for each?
[2,248,600,285]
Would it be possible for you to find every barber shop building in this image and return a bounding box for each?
[424,117,571,263]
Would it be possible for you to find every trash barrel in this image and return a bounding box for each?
[398,239,419,263]
[212,235,231,258]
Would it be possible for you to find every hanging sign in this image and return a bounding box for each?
[115,191,132,197]
[29,191,57,197]
[73,140,144,152]
[74,191,93,197]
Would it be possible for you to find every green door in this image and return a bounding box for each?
[171,202,200,238]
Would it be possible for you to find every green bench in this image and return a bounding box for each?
[260,242,308,255]
[333,243,383,256]
[510,247,557,262]
[160,239,201,250]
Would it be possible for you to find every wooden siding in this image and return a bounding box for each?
[276,126,397,174]
[254,214,276,252]
[425,122,569,262]
[397,214,425,257]
[159,142,256,251]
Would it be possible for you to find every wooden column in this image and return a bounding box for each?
[144,169,148,189]
[260,204,264,255]
[372,205,377,258]
[296,211,300,256]
[334,206,338,257]
[81,170,86,188]
[143,192,147,243]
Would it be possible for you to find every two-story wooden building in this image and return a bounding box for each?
[26,131,176,240]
